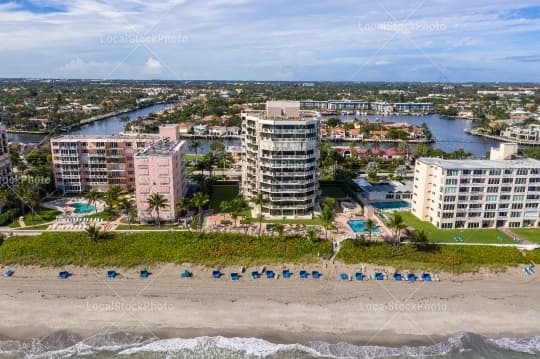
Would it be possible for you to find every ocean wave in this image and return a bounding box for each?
[2,331,540,358]
[489,335,540,355]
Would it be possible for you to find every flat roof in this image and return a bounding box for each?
[51,134,160,141]
[136,140,185,157]
[417,157,540,169]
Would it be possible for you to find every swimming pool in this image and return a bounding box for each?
[70,202,96,214]
[347,220,381,234]
[371,201,411,210]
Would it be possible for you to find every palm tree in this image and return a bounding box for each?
[192,192,210,228]
[388,212,407,253]
[176,197,192,218]
[319,207,334,240]
[412,230,430,251]
[364,218,377,241]
[117,197,136,229]
[306,226,318,242]
[103,185,122,213]
[275,223,285,239]
[22,188,41,226]
[85,224,104,243]
[147,193,169,228]
[253,192,268,238]
[84,190,100,215]
[191,140,201,167]
[395,165,408,180]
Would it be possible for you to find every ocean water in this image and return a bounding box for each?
[1,332,539,359]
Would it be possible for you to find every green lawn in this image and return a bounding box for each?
[209,185,239,212]
[511,229,540,244]
[398,212,513,244]
[84,211,115,221]
[9,207,61,228]
[0,231,332,267]
[337,240,528,273]
[116,224,180,231]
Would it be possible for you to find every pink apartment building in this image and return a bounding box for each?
[134,139,188,223]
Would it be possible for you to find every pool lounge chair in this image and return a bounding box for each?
[139,269,150,278]
[3,269,14,277]
[312,270,321,279]
[181,269,193,278]
[282,269,292,278]
[230,272,240,281]
[374,272,384,281]
[212,270,222,279]
[422,273,432,281]
[340,273,349,280]
[299,270,308,279]
[251,271,260,279]
[393,273,403,281]
[407,273,417,282]
[355,272,364,281]
[266,270,275,279]
[58,271,70,279]
[107,270,118,279]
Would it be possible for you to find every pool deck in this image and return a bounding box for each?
[335,212,392,242]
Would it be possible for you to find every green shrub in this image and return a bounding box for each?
[0,208,21,226]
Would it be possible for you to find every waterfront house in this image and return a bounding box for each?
[193,124,208,135]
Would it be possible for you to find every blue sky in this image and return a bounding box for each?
[0,0,539,81]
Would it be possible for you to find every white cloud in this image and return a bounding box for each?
[144,57,163,74]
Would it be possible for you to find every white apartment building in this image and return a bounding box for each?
[0,124,10,178]
[412,144,540,229]
[241,101,320,217]
[501,124,540,142]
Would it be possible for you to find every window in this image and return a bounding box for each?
[458,195,467,201]
[457,203,468,209]
[444,187,457,193]
[500,195,510,200]
[485,203,497,210]
[513,195,525,201]
[511,211,522,218]
[504,169,513,175]
[486,195,498,202]
[473,169,484,175]
[443,196,456,202]
[470,196,482,201]
[526,203,539,208]
[498,212,507,217]
[515,186,526,193]
[489,169,501,176]
[462,170,471,175]
[515,178,527,184]
[443,204,455,210]
[487,187,499,193]
[442,213,454,218]
[460,178,470,184]
[502,178,513,184]
[447,169,459,176]
[511,203,524,210]
[517,169,528,176]
[446,179,458,185]
[509,222,521,228]
[488,178,500,185]
[501,187,512,193]
[499,203,509,209]
[441,223,453,228]
[468,222,480,228]
[483,212,495,218]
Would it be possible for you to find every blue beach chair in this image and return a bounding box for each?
[374,272,384,281]
[181,269,193,278]
[3,269,14,277]
[230,272,240,281]
[139,269,150,278]
[266,270,275,279]
[422,273,432,282]
[299,270,308,279]
[212,270,222,279]
[407,273,417,282]
[58,271,70,279]
[340,273,349,280]
[107,270,118,279]
[393,273,403,281]
[282,269,292,278]
[312,270,321,279]
[355,272,364,281]
[251,271,260,279]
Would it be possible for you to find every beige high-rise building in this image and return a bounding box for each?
[241,101,320,217]
[0,124,10,178]
[412,144,540,229]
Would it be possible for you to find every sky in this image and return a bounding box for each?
[0,0,539,82]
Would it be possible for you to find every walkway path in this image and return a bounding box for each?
[498,227,529,244]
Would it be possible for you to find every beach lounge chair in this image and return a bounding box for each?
[311,270,321,279]
[266,270,275,279]
[422,273,432,282]
[212,270,222,279]
[251,271,260,279]
[407,273,417,282]
[374,272,384,281]
[393,273,403,281]
[139,269,150,278]
[299,270,308,279]
[282,269,292,278]
[524,267,534,275]
[107,270,118,279]
[340,273,349,280]
[58,271,70,279]
[3,269,14,277]
[355,272,364,281]
[181,269,193,278]
[230,272,240,281]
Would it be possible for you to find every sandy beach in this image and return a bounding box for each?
[0,263,539,346]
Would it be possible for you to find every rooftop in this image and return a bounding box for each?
[417,157,540,169]
[136,139,185,157]
[52,133,160,141]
